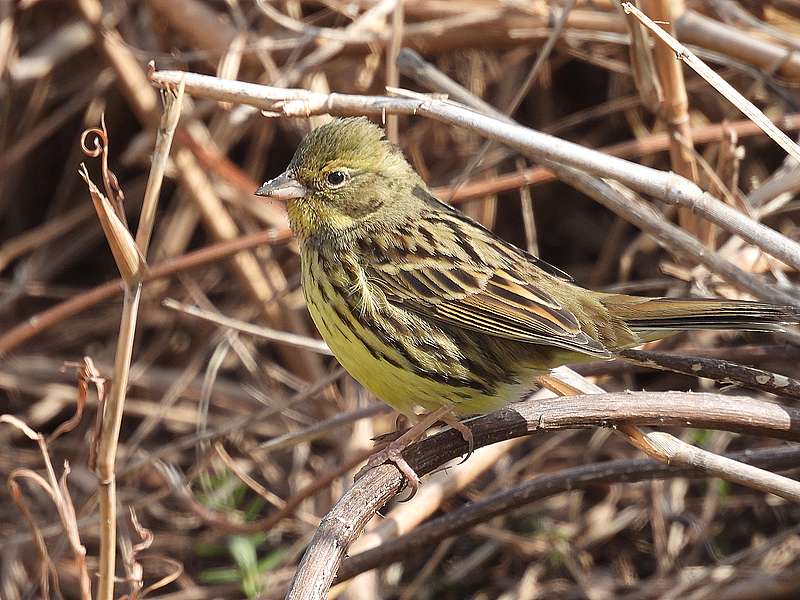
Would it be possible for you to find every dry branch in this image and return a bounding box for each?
[285,390,800,599]
[148,69,800,275]
[337,445,800,583]
[624,2,800,163]
[619,348,800,399]
[0,228,292,355]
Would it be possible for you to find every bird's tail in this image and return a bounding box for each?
[601,295,800,336]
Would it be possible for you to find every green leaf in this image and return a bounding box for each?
[258,547,288,572]
[228,536,259,572]
[199,566,242,584]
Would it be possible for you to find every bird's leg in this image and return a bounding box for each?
[437,409,474,462]
[355,406,454,496]
[371,413,411,445]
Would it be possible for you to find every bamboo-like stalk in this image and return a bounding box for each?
[623,2,800,163]
[640,0,706,244]
[385,0,403,144]
[91,81,184,600]
[95,282,141,600]
[136,77,184,256]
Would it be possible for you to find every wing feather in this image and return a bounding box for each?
[363,210,611,358]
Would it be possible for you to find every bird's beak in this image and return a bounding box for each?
[255,171,307,201]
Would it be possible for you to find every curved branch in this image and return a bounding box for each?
[338,445,800,582]
[284,391,800,599]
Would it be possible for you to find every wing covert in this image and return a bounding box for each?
[362,216,611,359]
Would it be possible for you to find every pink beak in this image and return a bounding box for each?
[255,171,307,201]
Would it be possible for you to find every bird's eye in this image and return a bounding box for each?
[325,170,347,187]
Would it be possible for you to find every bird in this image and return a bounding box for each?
[256,117,799,489]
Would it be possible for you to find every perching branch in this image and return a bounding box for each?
[284,390,800,599]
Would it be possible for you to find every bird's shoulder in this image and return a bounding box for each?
[406,184,574,281]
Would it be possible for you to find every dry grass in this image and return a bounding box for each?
[1,1,799,599]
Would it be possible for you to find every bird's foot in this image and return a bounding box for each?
[355,440,422,498]
[355,406,454,499]
[438,411,474,463]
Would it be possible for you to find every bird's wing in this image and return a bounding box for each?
[362,209,611,358]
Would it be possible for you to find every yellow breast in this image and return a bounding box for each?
[300,248,544,416]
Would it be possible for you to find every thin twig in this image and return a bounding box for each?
[161,298,332,355]
[0,228,292,355]
[622,2,800,163]
[148,69,800,273]
[618,348,800,399]
[136,77,184,255]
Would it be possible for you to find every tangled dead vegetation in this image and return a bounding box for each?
[1,1,800,599]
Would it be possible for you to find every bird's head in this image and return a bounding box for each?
[256,117,419,241]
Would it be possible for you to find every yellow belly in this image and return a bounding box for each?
[307,290,438,415]
[306,288,542,416]
[301,249,549,416]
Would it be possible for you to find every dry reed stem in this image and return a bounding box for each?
[640,0,706,244]
[83,79,184,600]
[623,3,800,163]
[137,78,184,256]
[385,1,403,143]
[96,283,141,600]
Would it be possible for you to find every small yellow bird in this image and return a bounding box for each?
[256,117,798,485]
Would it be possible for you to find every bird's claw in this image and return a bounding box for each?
[440,414,475,464]
[355,441,421,500]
